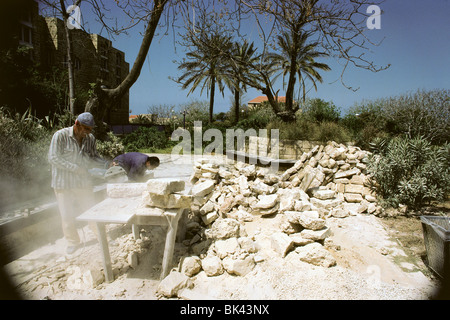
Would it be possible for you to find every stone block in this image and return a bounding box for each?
[344,193,364,203]
[300,227,331,241]
[191,180,216,197]
[310,197,342,209]
[201,211,219,225]
[82,269,104,288]
[201,255,224,277]
[214,238,240,259]
[271,232,294,257]
[330,208,349,218]
[146,178,185,195]
[107,183,147,198]
[179,256,202,277]
[127,252,139,269]
[200,201,215,215]
[311,189,335,200]
[223,255,255,277]
[207,218,241,240]
[253,194,279,210]
[345,184,371,195]
[289,234,314,246]
[334,168,361,179]
[157,271,191,297]
[294,200,312,212]
[296,211,326,230]
[296,242,336,267]
[142,191,192,208]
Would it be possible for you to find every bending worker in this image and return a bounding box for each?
[112,152,160,182]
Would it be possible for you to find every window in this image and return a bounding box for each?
[20,25,33,45]
[74,57,81,70]
[101,57,108,71]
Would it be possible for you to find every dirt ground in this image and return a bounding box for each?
[2,154,448,300]
[3,206,447,300]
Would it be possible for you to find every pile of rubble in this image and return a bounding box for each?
[157,141,384,298]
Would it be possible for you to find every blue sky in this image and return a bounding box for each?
[80,1,450,116]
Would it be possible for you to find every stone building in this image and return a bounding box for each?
[39,17,130,124]
[11,0,130,124]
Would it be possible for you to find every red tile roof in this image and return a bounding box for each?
[248,96,286,103]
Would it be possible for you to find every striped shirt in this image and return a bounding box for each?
[48,126,106,189]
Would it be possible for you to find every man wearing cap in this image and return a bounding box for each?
[48,112,108,254]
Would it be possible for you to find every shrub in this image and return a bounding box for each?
[96,132,125,160]
[366,136,450,209]
[237,102,276,130]
[300,98,341,123]
[266,118,351,143]
[0,107,53,207]
[343,89,449,147]
[316,121,352,143]
[122,126,169,152]
[381,89,449,145]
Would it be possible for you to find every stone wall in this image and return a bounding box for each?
[241,135,354,160]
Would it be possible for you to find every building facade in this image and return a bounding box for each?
[12,0,130,124]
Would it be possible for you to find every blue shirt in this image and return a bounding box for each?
[113,152,149,181]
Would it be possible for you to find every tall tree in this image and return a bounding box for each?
[228,40,259,123]
[266,30,330,113]
[175,25,233,124]
[231,0,389,121]
[41,0,82,114]
[84,0,169,139]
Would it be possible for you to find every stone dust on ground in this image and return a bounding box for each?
[4,210,442,300]
[2,153,448,300]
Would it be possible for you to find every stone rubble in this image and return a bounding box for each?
[157,141,386,298]
[93,142,387,298]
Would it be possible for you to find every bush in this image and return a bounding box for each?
[316,121,352,143]
[0,107,53,207]
[96,132,125,160]
[122,126,170,152]
[366,136,450,209]
[381,89,449,145]
[343,89,449,148]
[266,118,351,143]
[301,98,341,123]
[237,102,276,130]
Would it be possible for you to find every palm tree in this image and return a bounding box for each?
[227,40,260,123]
[267,30,331,116]
[176,31,232,124]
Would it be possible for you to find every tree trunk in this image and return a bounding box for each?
[85,0,168,140]
[60,0,76,114]
[209,75,215,124]
[234,87,240,123]
[285,62,297,113]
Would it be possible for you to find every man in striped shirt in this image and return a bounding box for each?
[48,112,108,254]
